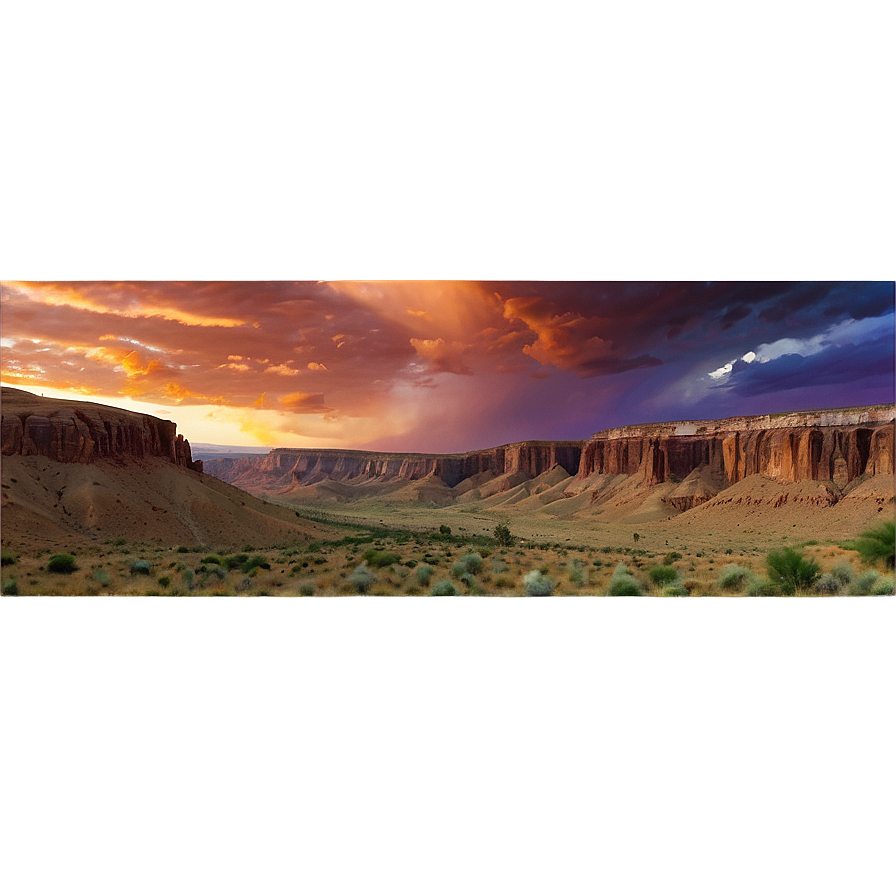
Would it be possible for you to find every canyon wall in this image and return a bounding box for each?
[579,405,895,492]
[0,388,202,471]
[206,442,584,491]
[206,405,895,511]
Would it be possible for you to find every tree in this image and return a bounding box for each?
[493,523,513,547]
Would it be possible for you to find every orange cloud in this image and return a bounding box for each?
[307,362,328,371]
[409,337,473,375]
[278,392,332,414]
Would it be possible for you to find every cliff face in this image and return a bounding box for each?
[578,406,895,507]
[1,388,202,471]
[206,442,584,491]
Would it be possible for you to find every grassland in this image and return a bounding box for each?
[1,514,891,597]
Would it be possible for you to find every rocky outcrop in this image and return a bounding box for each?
[206,442,583,491]
[1,387,203,471]
[579,405,895,502]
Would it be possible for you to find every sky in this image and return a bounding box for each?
[1,281,893,453]
[0,0,896,451]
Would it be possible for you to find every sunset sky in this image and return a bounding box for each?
[0,0,896,451]
[1,281,893,452]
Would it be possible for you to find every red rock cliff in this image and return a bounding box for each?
[579,406,895,491]
[1,387,202,471]
[206,442,584,491]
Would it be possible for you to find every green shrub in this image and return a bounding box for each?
[849,570,881,596]
[870,575,894,595]
[662,584,688,596]
[93,569,111,587]
[298,581,316,596]
[648,565,679,587]
[606,574,641,596]
[362,549,402,568]
[415,564,434,586]
[158,575,171,589]
[47,553,78,574]
[765,547,820,595]
[2,579,19,595]
[848,521,895,569]
[830,563,855,586]
[182,569,194,590]
[430,579,457,596]
[747,578,781,597]
[439,525,451,535]
[200,555,223,566]
[223,553,250,571]
[130,560,152,576]
[718,564,753,592]
[451,553,483,578]
[347,563,376,594]
[241,555,271,573]
[663,551,682,565]
[523,570,554,596]
[1,550,17,566]
[605,563,641,596]
[569,560,587,587]
[176,546,190,554]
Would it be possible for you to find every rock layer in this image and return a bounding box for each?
[579,406,895,501]
[206,405,895,514]
[1,388,202,471]
[207,442,583,491]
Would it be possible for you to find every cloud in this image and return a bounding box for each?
[2,280,892,451]
[278,392,332,414]
[409,337,473,375]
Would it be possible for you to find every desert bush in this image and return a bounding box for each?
[130,560,152,576]
[182,569,194,590]
[223,553,250,571]
[569,560,587,587]
[362,549,402,569]
[430,580,457,596]
[847,521,895,569]
[461,552,483,574]
[47,553,78,574]
[606,563,641,596]
[765,547,820,595]
[298,581,316,596]
[1,550,17,566]
[663,551,682,565]
[241,555,271,574]
[830,563,855,586]
[814,573,842,595]
[93,569,111,587]
[2,579,19,595]
[415,564,434,586]
[747,578,781,597]
[158,575,171,589]
[439,525,451,535]
[849,570,882,596]
[200,555,223,566]
[662,584,688,596]
[347,563,376,594]
[176,546,190,554]
[648,565,679,587]
[718,564,753,592]
[870,575,894,595]
[493,523,513,547]
[523,569,554,596]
